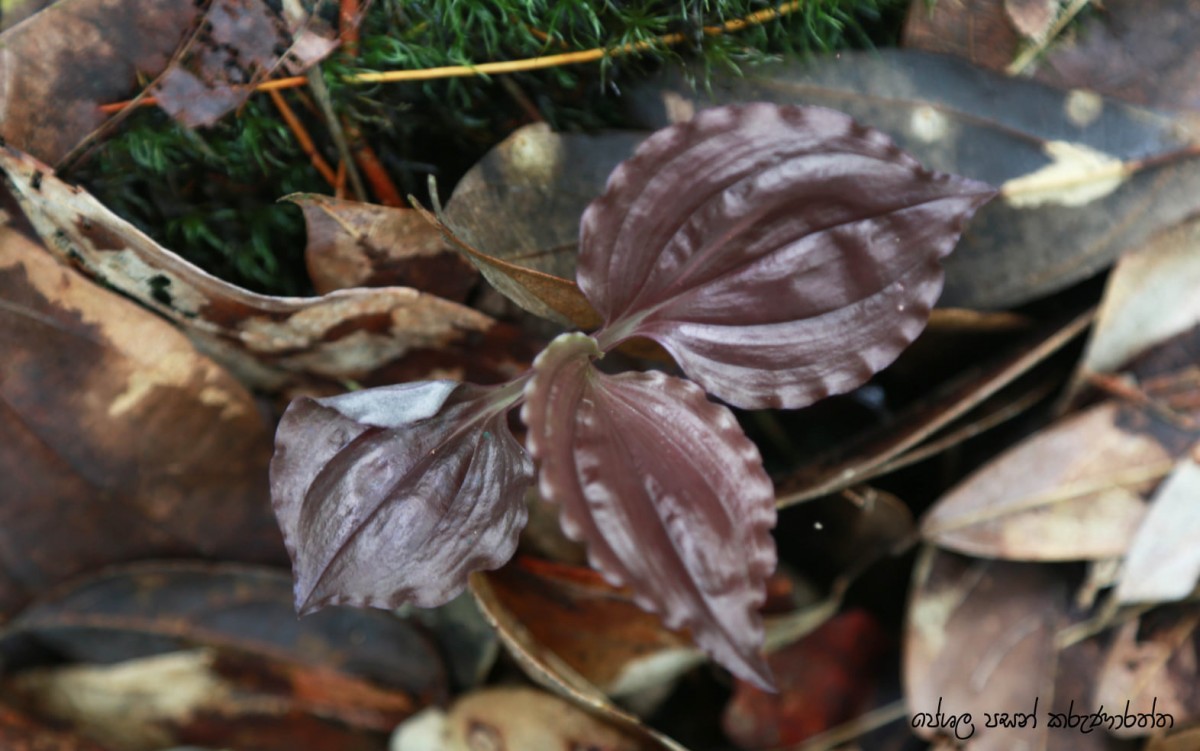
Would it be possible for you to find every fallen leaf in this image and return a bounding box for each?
[1094,609,1200,737]
[0,699,113,751]
[151,0,337,128]
[289,193,477,298]
[920,401,1181,561]
[1079,217,1200,377]
[722,608,890,750]
[776,309,1092,506]
[1005,0,1062,40]
[392,687,650,751]
[902,0,1020,71]
[6,649,394,751]
[1,561,449,707]
[1116,454,1200,604]
[0,0,198,163]
[0,218,282,620]
[468,572,692,751]
[442,123,647,328]
[0,145,529,391]
[628,50,1200,309]
[905,547,1064,750]
[479,558,700,698]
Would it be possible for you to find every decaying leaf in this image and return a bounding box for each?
[0,0,199,163]
[1005,0,1062,41]
[921,401,1181,561]
[479,558,700,698]
[0,699,111,751]
[468,572,691,751]
[582,103,993,408]
[523,333,777,688]
[393,687,651,751]
[6,649,395,751]
[1,562,448,706]
[1115,454,1200,604]
[151,0,336,128]
[272,380,533,613]
[628,50,1200,309]
[1079,216,1200,377]
[902,0,1021,71]
[905,547,1065,750]
[0,219,282,620]
[441,124,648,328]
[1094,610,1200,737]
[289,193,477,298]
[723,608,890,750]
[0,146,527,391]
[776,308,1092,506]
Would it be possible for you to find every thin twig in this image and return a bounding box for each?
[305,67,368,201]
[268,89,338,187]
[98,1,803,113]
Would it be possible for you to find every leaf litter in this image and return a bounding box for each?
[7,3,1200,748]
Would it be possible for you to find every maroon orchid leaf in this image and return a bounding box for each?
[522,333,778,689]
[579,103,996,409]
[271,380,533,613]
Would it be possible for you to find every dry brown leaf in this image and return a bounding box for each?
[902,0,1021,75]
[0,699,113,751]
[151,0,336,128]
[1094,610,1200,737]
[1005,0,1062,41]
[1116,454,1200,604]
[905,547,1065,750]
[479,558,700,699]
[6,649,396,751]
[0,146,529,391]
[0,219,282,620]
[1079,217,1200,377]
[921,401,1180,561]
[0,0,198,163]
[289,193,477,297]
[468,572,692,751]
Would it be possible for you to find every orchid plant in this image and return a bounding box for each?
[270,103,995,689]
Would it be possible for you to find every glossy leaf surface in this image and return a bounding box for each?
[579,103,995,409]
[522,333,777,688]
[271,381,534,613]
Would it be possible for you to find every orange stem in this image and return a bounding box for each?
[268,89,338,188]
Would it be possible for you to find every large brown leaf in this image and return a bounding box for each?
[0,219,282,620]
[0,146,528,391]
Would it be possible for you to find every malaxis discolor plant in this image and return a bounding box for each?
[270,103,996,689]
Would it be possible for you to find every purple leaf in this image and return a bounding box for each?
[271,380,533,613]
[522,333,778,689]
[579,103,996,409]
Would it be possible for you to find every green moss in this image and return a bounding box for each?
[73,0,903,296]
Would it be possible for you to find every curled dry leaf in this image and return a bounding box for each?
[905,547,1065,750]
[902,0,1021,71]
[629,50,1200,310]
[582,103,994,409]
[467,573,690,751]
[0,218,282,620]
[1094,610,1200,737]
[478,558,700,699]
[289,193,477,297]
[0,0,198,163]
[522,333,777,688]
[0,146,526,391]
[272,380,533,613]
